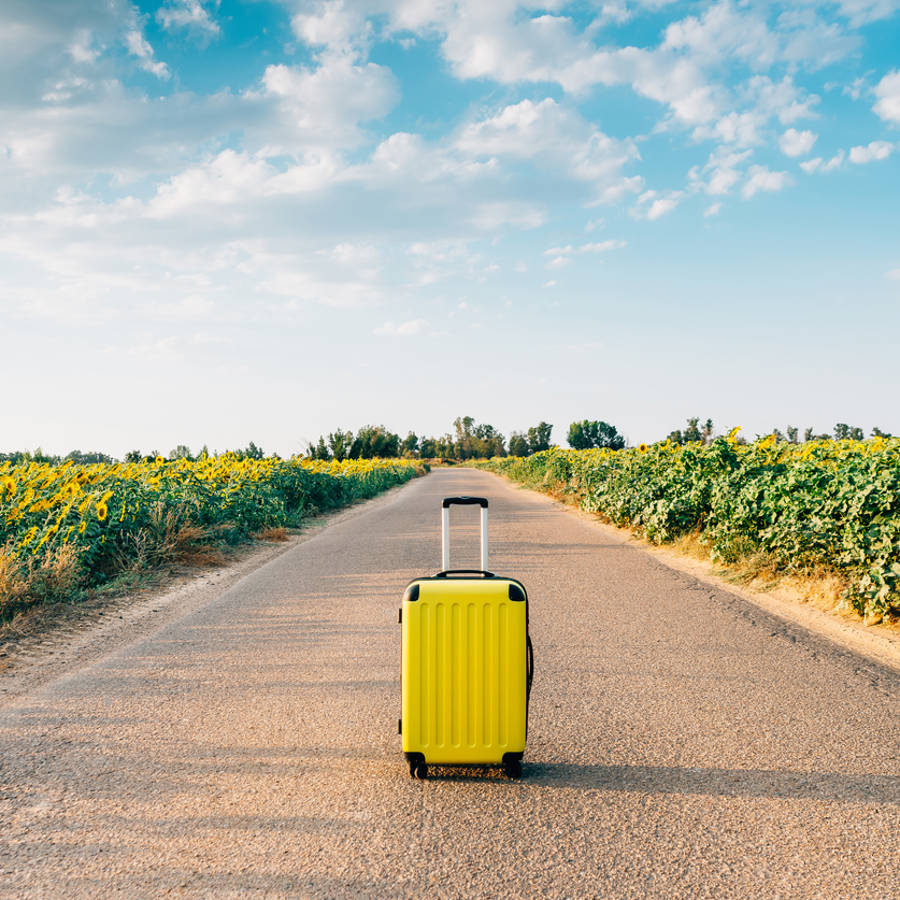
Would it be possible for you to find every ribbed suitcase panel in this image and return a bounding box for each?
[402,580,526,763]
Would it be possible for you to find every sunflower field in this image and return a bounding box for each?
[0,455,422,619]
[477,434,900,619]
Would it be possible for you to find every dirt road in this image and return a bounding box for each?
[2,469,898,898]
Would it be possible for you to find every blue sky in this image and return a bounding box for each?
[1,0,899,457]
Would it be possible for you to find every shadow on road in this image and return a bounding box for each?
[420,761,900,804]
[515,762,900,803]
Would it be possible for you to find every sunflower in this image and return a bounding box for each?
[638,443,649,453]
[96,503,108,521]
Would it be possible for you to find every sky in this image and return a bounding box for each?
[1,0,899,458]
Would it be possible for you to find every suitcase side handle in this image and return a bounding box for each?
[434,569,496,578]
[441,498,488,570]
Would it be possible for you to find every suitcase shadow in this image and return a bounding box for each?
[409,762,900,803]
[513,762,900,803]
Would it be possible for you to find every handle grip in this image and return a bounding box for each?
[434,569,496,578]
[442,496,488,508]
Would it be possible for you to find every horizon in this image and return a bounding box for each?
[2,1,899,459]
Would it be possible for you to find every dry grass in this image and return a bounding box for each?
[0,549,29,611]
[171,524,226,566]
[0,544,84,621]
[255,526,290,542]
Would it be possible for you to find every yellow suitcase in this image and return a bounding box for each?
[400,496,533,779]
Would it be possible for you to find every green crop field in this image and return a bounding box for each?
[477,434,900,620]
[0,456,422,621]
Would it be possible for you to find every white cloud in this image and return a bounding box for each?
[293,0,372,54]
[259,56,399,152]
[780,128,818,157]
[68,29,99,64]
[634,188,684,219]
[124,30,170,80]
[455,98,641,203]
[688,148,752,196]
[833,0,900,27]
[886,268,900,280]
[470,201,546,230]
[663,1,777,67]
[704,202,722,216]
[848,140,895,163]
[803,150,846,173]
[742,165,792,198]
[647,193,683,219]
[842,76,867,100]
[374,318,427,336]
[543,238,625,265]
[146,150,273,218]
[157,1,220,36]
[874,70,900,123]
[745,75,820,125]
[579,240,626,253]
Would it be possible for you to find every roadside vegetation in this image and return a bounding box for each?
[476,432,900,623]
[0,455,422,622]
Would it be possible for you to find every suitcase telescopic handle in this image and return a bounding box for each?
[441,496,489,572]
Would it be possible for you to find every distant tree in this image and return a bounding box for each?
[419,437,438,458]
[401,432,419,457]
[786,425,799,444]
[525,422,552,453]
[667,417,713,445]
[682,417,702,443]
[803,427,814,442]
[125,450,142,463]
[872,426,892,438]
[198,444,210,459]
[244,441,264,460]
[474,422,505,457]
[65,450,113,464]
[169,444,193,460]
[508,432,530,456]
[567,420,624,450]
[803,427,831,441]
[772,428,785,443]
[348,425,401,459]
[328,429,353,461]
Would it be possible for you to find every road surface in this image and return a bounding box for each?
[2,469,898,898]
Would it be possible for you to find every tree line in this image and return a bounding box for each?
[1,418,892,466]
[664,417,892,446]
[305,417,622,461]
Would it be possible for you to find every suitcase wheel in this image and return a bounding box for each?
[503,756,523,779]
[407,754,427,779]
